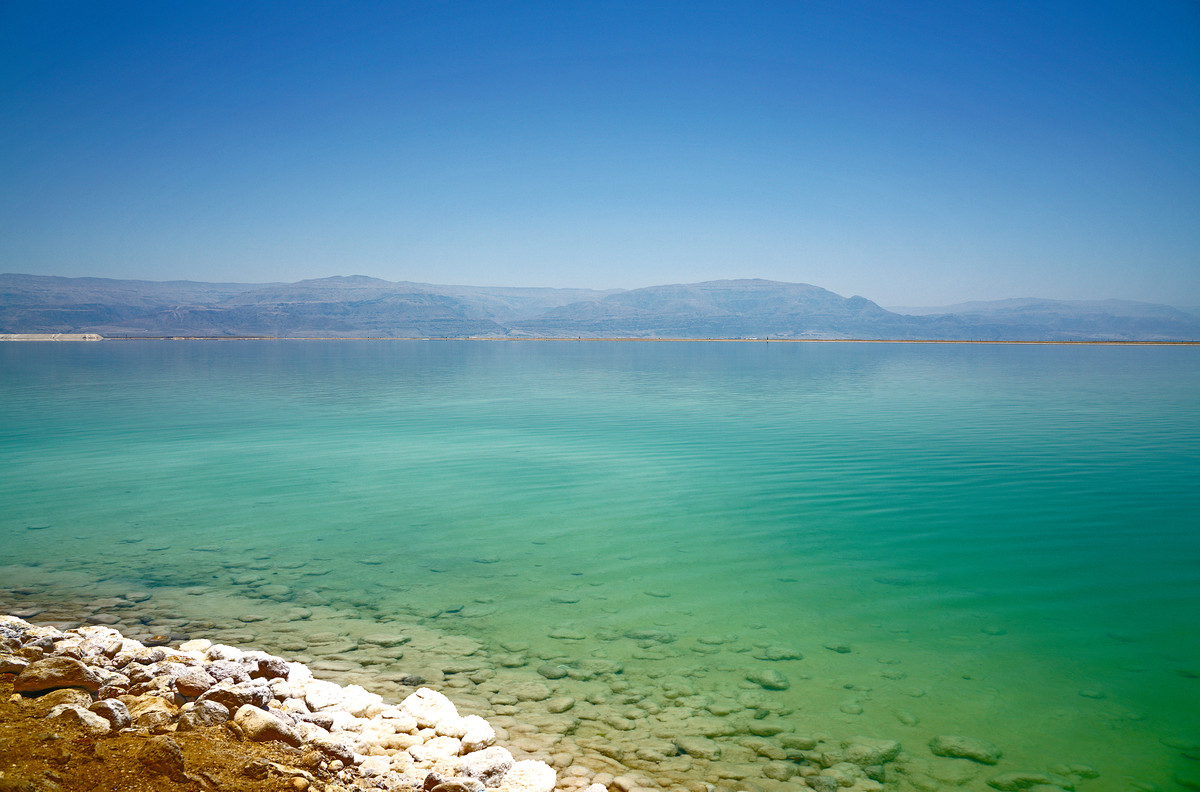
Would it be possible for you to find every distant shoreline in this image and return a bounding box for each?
[5,334,1195,346]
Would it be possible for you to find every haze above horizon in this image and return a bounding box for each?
[2,2,1198,306]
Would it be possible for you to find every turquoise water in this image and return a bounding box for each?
[2,340,1199,792]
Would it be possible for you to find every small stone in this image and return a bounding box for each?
[256,656,290,679]
[177,700,230,731]
[89,699,131,730]
[138,736,187,781]
[47,705,112,735]
[931,735,1003,765]
[309,735,356,764]
[432,782,480,792]
[243,757,271,780]
[174,667,217,697]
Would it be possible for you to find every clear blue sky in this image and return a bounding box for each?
[2,1,1198,305]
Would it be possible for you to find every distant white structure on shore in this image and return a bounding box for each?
[0,333,104,341]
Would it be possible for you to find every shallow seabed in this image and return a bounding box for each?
[2,340,1198,792]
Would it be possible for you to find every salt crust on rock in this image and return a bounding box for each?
[0,615,555,792]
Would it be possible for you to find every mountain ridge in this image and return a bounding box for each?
[2,273,1197,341]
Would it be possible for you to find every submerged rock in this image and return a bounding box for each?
[987,771,1075,791]
[753,645,803,661]
[675,736,721,761]
[746,668,790,691]
[930,735,1003,765]
[624,629,675,644]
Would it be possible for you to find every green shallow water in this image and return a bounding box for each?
[2,340,1199,791]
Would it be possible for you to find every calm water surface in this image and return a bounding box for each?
[2,340,1198,792]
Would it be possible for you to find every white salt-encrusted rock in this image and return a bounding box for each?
[205,644,245,662]
[326,710,367,733]
[47,705,112,735]
[358,755,392,776]
[460,714,496,753]
[234,703,302,747]
[401,687,460,730]
[279,696,311,715]
[500,760,556,792]
[339,683,384,718]
[179,638,212,653]
[457,746,515,787]
[378,708,419,732]
[409,735,463,763]
[291,720,329,743]
[286,661,314,684]
[303,679,346,711]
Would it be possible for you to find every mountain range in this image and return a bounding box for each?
[2,273,1198,341]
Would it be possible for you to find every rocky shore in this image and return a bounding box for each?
[1,615,564,792]
[1,611,1116,792]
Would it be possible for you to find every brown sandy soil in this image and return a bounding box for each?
[0,679,344,792]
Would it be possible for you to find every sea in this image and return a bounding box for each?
[2,339,1198,792]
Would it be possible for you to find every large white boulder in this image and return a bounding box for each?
[460,714,496,752]
[500,760,556,792]
[400,687,461,731]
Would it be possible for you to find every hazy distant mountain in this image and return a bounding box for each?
[513,279,925,339]
[0,274,615,338]
[2,273,1198,341]
[888,298,1200,341]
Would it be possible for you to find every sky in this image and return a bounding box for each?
[1,1,1198,306]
